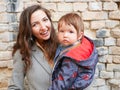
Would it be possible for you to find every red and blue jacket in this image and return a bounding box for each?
[48,36,98,90]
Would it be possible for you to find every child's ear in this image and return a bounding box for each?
[78,32,83,40]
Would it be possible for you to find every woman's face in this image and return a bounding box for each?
[31,10,51,42]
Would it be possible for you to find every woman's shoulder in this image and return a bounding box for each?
[13,50,21,57]
[13,50,22,61]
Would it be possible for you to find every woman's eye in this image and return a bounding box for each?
[43,18,48,22]
[32,23,36,27]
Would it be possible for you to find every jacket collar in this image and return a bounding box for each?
[65,36,94,61]
[32,44,52,75]
[55,36,94,62]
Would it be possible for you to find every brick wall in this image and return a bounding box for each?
[0,0,120,90]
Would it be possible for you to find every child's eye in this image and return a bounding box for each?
[69,30,74,33]
[59,30,64,32]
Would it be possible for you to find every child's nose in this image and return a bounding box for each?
[63,32,68,37]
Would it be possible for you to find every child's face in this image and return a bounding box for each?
[58,22,79,46]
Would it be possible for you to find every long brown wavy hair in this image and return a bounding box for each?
[12,5,58,71]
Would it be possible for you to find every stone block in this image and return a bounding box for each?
[0,24,9,32]
[57,3,72,11]
[109,10,120,20]
[82,11,108,20]
[109,79,120,87]
[84,22,90,29]
[97,47,108,56]
[97,63,106,71]
[93,38,104,47]
[78,0,95,2]
[0,13,8,23]
[113,56,120,64]
[96,29,110,38]
[92,79,106,86]
[111,28,120,38]
[99,55,108,63]
[41,3,57,11]
[107,64,120,71]
[0,4,6,12]
[1,32,14,42]
[109,46,120,55]
[7,13,17,23]
[73,3,88,11]
[106,55,113,64]
[0,51,12,60]
[89,2,102,11]
[98,85,110,90]
[51,12,68,21]
[100,71,113,79]
[115,72,120,79]
[91,21,105,30]
[84,29,96,39]
[8,23,18,32]
[117,39,120,46]
[65,0,78,2]
[105,20,119,29]
[103,2,118,10]
[104,37,116,46]
[0,43,9,51]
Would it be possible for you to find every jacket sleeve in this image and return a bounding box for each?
[71,58,98,89]
[71,65,95,89]
[48,59,78,90]
[8,50,25,90]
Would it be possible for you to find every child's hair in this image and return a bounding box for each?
[58,13,84,35]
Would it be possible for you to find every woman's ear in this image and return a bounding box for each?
[78,32,83,40]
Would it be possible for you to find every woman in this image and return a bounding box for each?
[8,4,58,90]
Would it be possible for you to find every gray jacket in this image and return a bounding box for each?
[8,44,52,90]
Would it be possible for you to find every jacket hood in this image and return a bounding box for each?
[54,36,98,67]
[65,36,94,61]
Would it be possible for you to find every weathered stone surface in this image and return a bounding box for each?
[113,56,120,64]
[91,21,105,29]
[0,0,120,90]
[109,46,120,55]
[103,2,118,11]
[89,2,102,11]
[73,3,88,11]
[104,37,116,46]
[109,10,120,20]
[117,39,120,46]
[109,79,120,87]
[93,39,104,47]
[100,71,113,79]
[105,20,119,29]
[82,11,108,20]
[107,64,120,71]
[111,28,120,38]
[96,29,110,38]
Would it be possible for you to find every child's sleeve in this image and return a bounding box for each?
[48,58,78,90]
[70,55,98,90]
[70,65,95,89]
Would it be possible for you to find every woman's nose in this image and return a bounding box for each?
[40,23,46,30]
